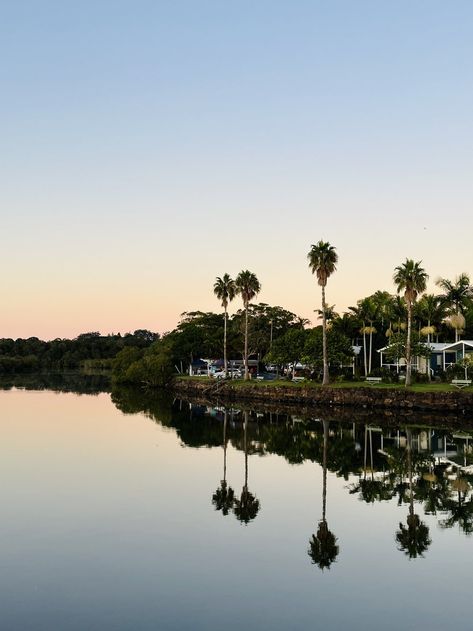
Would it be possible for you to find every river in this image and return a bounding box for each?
[1,378,472,630]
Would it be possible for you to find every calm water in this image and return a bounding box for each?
[1,379,472,630]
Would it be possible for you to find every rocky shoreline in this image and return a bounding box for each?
[173,378,473,416]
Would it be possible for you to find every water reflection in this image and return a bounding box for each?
[308,420,339,570]
[0,372,110,394]
[114,388,473,551]
[4,380,473,630]
[395,430,432,558]
[212,410,235,516]
[234,411,260,524]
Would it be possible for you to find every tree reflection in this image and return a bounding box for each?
[349,426,394,503]
[212,410,235,516]
[395,430,431,559]
[415,465,450,516]
[308,420,339,570]
[440,475,473,535]
[107,388,473,546]
[234,411,260,524]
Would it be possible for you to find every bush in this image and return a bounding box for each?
[446,364,468,380]
[369,367,399,383]
[412,372,430,384]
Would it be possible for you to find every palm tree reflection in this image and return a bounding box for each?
[395,430,431,558]
[234,411,260,524]
[212,410,235,516]
[308,420,339,570]
[440,474,473,535]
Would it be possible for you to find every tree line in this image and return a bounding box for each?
[0,330,158,374]
[2,241,472,386]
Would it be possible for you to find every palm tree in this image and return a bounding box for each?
[436,274,473,342]
[308,420,339,569]
[416,294,445,378]
[385,294,407,337]
[235,271,261,380]
[212,411,235,516]
[393,259,428,386]
[358,297,378,375]
[416,294,445,343]
[213,274,236,377]
[234,411,260,524]
[307,241,338,385]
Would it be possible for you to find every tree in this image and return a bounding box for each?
[235,271,261,380]
[265,328,307,378]
[213,274,236,377]
[393,259,428,386]
[382,331,431,376]
[303,328,353,375]
[168,311,225,367]
[436,273,473,342]
[231,303,302,363]
[307,241,338,385]
[440,475,473,535]
[416,294,443,340]
[356,297,378,376]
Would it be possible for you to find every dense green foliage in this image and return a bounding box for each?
[112,339,175,386]
[1,266,472,385]
[0,330,158,374]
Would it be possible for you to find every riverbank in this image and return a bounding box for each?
[173,377,473,414]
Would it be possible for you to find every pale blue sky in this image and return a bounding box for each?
[1,1,472,338]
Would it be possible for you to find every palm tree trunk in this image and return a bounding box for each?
[244,302,249,380]
[322,284,329,385]
[369,324,373,374]
[363,325,368,377]
[427,318,431,381]
[406,302,412,387]
[224,306,228,377]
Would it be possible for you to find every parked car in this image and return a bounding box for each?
[212,369,242,379]
[256,372,277,381]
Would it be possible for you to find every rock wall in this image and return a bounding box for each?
[173,378,473,414]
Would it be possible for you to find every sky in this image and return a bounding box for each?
[1,1,472,340]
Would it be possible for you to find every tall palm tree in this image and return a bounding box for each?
[235,271,261,380]
[436,273,473,342]
[212,410,235,516]
[308,241,338,385]
[393,259,428,386]
[416,294,445,378]
[416,294,445,343]
[358,297,378,375]
[213,274,236,377]
[385,294,407,337]
[308,420,339,569]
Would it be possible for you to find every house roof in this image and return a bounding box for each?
[377,342,450,353]
[441,340,473,353]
